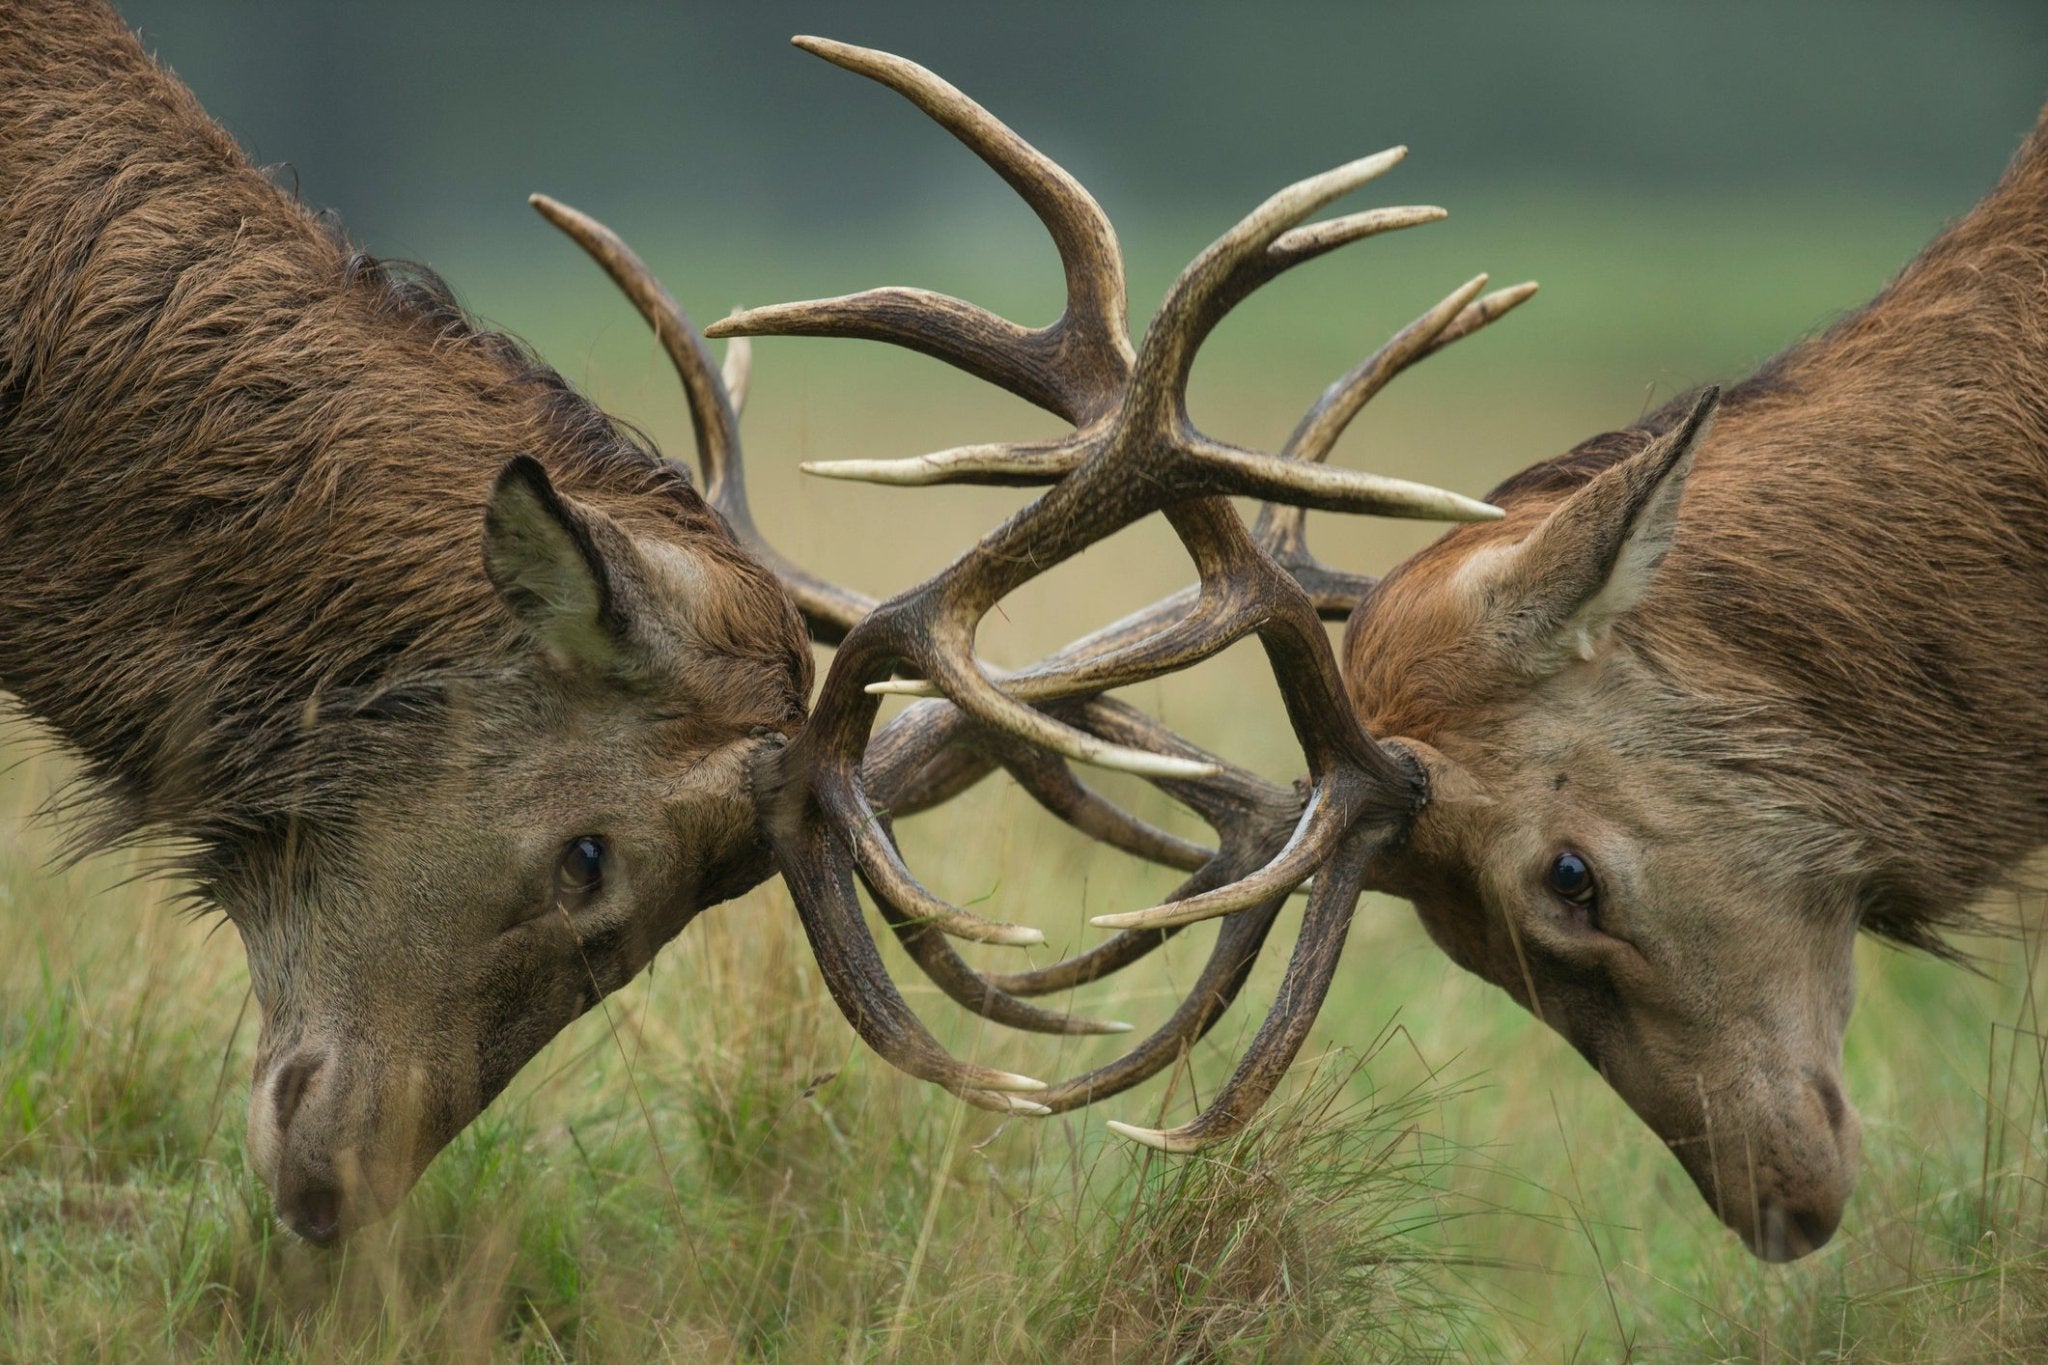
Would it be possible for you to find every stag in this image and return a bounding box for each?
[1,7,1499,1243]
[0,0,818,1242]
[684,42,2048,1263]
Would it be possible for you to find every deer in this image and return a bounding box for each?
[688,41,2048,1264]
[2,6,1510,1244]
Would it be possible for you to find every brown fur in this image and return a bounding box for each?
[0,0,811,1241]
[1343,106,2048,1259]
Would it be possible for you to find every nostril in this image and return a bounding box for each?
[285,1181,343,1246]
[1792,1201,1840,1254]
[272,1053,323,1136]
[1809,1070,1848,1135]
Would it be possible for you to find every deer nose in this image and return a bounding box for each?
[262,1049,349,1245]
[279,1176,344,1246]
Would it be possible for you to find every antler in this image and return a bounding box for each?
[535,35,1532,1146]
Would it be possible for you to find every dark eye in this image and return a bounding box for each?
[555,835,607,906]
[1547,850,1597,907]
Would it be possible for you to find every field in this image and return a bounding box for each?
[4,194,2047,1361]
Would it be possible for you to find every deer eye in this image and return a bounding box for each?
[554,835,607,906]
[1547,850,1597,907]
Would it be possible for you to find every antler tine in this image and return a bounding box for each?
[866,692,1218,871]
[1250,277,1540,617]
[819,684,1279,1038]
[862,846,1137,1036]
[529,194,737,488]
[991,740,1211,873]
[1282,272,1495,469]
[528,194,874,644]
[862,694,1304,1037]
[1107,828,1372,1148]
[984,695,1302,996]
[788,203,1450,492]
[704,36,1132,427]
[863,691,1302,1009]
[1034,889,1292,1115]
[859,700,999,818]
[801,439,1076,489]
[866,542,1310,712]
[770,789,1050,1101]
[843,797,1047,949]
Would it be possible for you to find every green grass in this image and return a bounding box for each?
[5,193,2047,1360]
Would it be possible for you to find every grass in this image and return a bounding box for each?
[5,193,2048,1359]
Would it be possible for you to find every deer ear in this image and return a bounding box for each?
[483,455,648,676]
[1485,387,1718,673]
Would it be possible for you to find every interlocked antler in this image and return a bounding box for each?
[535,35,1531,1146]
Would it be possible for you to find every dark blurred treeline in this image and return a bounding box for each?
[115,0,2048,251]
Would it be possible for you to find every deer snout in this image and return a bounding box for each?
[248,1044,457,1245]
[1691,1069,1863,1263]
[247,1044,348,1244]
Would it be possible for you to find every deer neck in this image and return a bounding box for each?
[1630,116,2048,927]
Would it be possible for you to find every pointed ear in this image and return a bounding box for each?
[483,455,651,676]
[1482,387,1718,673]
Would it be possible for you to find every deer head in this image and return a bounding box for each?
[235,440,812,1244]
[1343,393,1863,1261]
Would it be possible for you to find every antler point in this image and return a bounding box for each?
[1107,1120,1198,1152]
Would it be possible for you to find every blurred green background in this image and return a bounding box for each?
[6,3,2048,1358]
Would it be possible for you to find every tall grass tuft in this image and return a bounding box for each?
[1030,1040,1496,1362]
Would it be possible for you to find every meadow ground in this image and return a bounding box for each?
[3,198,2045,1361]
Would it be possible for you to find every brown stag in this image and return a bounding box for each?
[700,41,2048,1263]
[1,0,812,1242]
[1,7,1496,1242]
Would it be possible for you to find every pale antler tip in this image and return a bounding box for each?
[791,35,871,67]
[1106,1120,1202,1153]
[991,1070,1050,1093]
[1352,144,1408,177]
[1089,904,1188,931]
[864,678,941,698]
[1087,747,1219,781]
[803,458,942,486]
[527,193,581,228]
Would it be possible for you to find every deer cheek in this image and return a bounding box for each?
[469,941,593,1107]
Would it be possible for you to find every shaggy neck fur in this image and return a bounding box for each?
[0,1,809,856]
